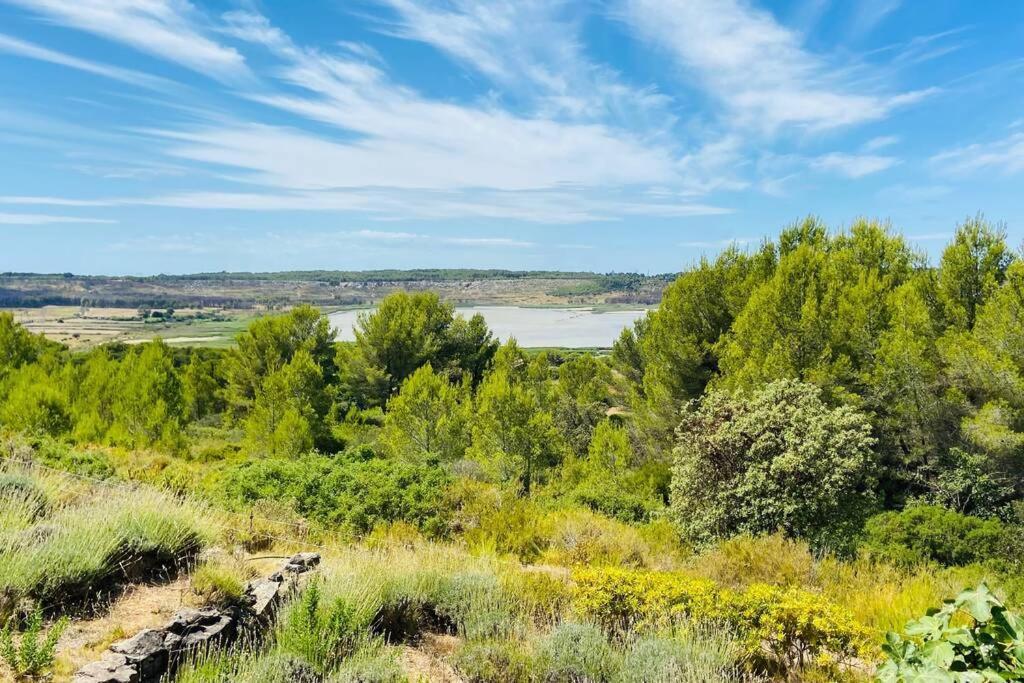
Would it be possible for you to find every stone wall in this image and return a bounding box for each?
[73,552,321,683]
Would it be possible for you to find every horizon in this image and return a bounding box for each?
[1,0,1023,274]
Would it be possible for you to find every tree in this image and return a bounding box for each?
[109,340,184,449]
[338,292,496,407]
[222,305,336,418]
[937,216,1012,330]
[0,313,48,380]
[671,380,878,550]
[243,349,325,458]
[0,363,71,436]
[379,364,470,464]
[467,369,562,495]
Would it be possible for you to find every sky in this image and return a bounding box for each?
[0,0,1022,275]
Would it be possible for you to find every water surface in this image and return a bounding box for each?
[329,306,648,348]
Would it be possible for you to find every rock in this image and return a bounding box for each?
[163,606,238,653]
[283,552,320,574]
[72,653,138,683]
[246,578,284,619]
[109,629,168,681]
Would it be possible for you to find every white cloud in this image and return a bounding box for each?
[930,132,1024,176]
[619,0,934,131]
[4,0,248,81]
[811,152,899,178]
[0,212,115,224]
[0,33,170,89]
[0,187,729,224]
[373,0,671,125]
[863,135,900,152]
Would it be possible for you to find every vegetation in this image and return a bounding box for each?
[2,217,1024,680]
[0,607,67,681]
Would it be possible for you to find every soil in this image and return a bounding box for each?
[54,577,189,681]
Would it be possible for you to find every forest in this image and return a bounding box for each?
[2,216,1024,682]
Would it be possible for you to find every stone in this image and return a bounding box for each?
[163,606,238,653]
[72,653,138,683]
[284,552,321,573]
[245,577,284,619]
[109,628,168,679]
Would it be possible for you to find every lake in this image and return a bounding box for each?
[328,306,649,348]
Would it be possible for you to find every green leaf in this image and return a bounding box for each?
[924,641,957,669]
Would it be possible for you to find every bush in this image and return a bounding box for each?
[190,556,254,608]
[0,607,68,681]
[332,643,405,683]
[571,566,871,676]
[219,452,452,536]
[861,505,1012,567]
[691,534,815,590]
[877,583,1024,681]
[536,622,620,682]
[453,639,538,683]
[671,380,878,552]
[618,629,747,683]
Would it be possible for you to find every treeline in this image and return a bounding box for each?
[1,216,1023,563]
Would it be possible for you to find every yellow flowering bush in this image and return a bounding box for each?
[571,567,872,675]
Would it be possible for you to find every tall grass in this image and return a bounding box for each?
[0,465,217,617]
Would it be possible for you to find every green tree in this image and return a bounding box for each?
[109,341,184,449]
[0,363,71,436]
[338,292,496,407]
[671,379,878,550]
[378,364,470,464]
[222,305,336,418]
[0,313,48,380]
[937,215,1012,330]
[467,369,562,495]
[243,349,325,458]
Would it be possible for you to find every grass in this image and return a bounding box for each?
[0,463,217,618]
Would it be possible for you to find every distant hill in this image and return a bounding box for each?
[0,270,675,309]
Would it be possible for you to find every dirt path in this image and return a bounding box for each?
[400,633,464,683]
[54,577,189,681]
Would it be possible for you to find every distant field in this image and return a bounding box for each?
[10,306,256,349]
[0,270,671,309]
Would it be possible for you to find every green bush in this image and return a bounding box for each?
[571,566,871,676]
[862,505,1011,567]
[536,622,620,682]
[877,583,1024,681]
[671,380,878,552]
[453,639,538,683]
[219,452,452,536]
[0,607,68,681]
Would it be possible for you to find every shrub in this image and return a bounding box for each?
[536,622,620,682]
[190,556,254,608]
[618,629,747,683]
[0,607,68,681]
[691,534,816,590]
[861,505,1011,567]
[877,583,1024,681]
[219,453,452,536]
[453,638,538,683]
[671,380,878,552]
[276,578,370,672]
[331,643,405,683]
[571,567,871,676]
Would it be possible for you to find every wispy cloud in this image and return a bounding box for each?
[106,229,538,255]
[930,132,1024,176]
[863,135,900,152]
[3,0,248,81]
[619,0,934,132]
[811,152,900,178]
[373,0,670,125]
[0,212,115,224]
[0,32,171,89]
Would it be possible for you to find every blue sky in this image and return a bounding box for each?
[0,0,1022,275]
